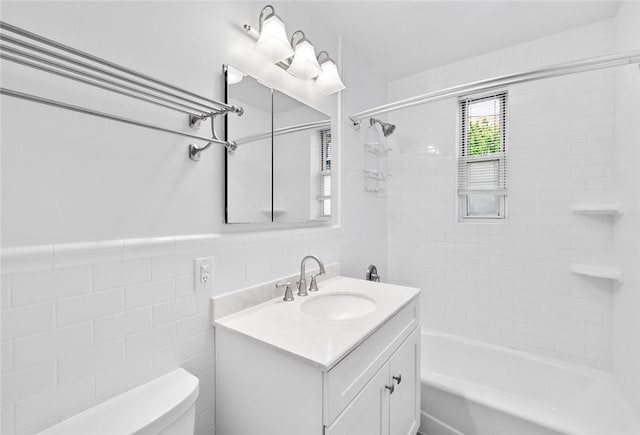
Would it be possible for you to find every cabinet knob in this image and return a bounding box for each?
[392,374,402,385]
[385,384,395,394]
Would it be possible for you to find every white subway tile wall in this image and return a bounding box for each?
[386,19,618,369]
[0,229,340,434]
[612,1,640,416]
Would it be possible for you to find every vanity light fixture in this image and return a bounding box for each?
[244,5,346,94]
[226,65,246,85]
[287,30,322,80]
[315,51,346,95]
[254,5,294,63]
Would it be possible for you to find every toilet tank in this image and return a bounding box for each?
[39,369,199,435]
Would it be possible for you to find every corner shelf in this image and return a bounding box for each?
[364,143,392,157]
[364,169,391,181]
[365,187,386,194]
[571,204,623,216]
[571,264,623,283]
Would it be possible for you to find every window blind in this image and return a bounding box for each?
[320,129,331,216]
[458,92,507,196]
[321,129,332,171]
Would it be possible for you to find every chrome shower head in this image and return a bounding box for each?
[370,117,396,137]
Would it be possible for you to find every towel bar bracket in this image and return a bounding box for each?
[188,112,237,160]
[188,105,244,129]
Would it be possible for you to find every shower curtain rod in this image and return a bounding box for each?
[349,50,640,127]
[0,87,237,151]
[235,120,331,146]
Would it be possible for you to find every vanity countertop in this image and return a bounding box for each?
[213,276,420,371]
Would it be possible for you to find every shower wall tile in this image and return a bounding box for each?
[611,0,640,416]
[0,230,341,434]
[387,19,617,370]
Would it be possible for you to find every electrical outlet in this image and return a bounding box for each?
[194,257,214,291]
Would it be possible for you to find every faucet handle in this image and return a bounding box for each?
[309,274,320,292]
[276,282,294,302]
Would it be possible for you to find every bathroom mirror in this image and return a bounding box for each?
[224,65,332,224]
[273,90,332,222]
[225,67,272,223]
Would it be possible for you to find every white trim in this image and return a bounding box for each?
[1,234,221,273]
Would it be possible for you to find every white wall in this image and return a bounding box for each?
[386,18,618,370]
[0,1,338,247]
[612,1,640,415]
[0,2,387,434]
[338,44,389,280]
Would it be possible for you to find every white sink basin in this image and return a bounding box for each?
[300,292,377,320]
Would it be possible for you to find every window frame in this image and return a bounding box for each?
[457,91,508,222]
[319,128,331,218]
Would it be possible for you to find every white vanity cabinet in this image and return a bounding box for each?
[214,283,420,435]
[326,328,420,435]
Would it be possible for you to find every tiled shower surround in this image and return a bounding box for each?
[0,230,340,434]
[386,19,619,370]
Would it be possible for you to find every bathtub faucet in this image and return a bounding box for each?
[297,255,326,296]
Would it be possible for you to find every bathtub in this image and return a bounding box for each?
[419,329,640,435]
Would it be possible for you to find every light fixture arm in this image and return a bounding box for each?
[290,30,308,48]
[316,50,332,64]
[258,5,276,32]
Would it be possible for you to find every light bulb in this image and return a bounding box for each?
[255,14,294,63]
[315,59,346,95]
[227,65,245,85]
[288,39,322,80]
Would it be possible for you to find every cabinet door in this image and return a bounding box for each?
[389,328,420,435]
[325,364,391,435]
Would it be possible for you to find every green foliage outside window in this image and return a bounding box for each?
[467,119,501,155]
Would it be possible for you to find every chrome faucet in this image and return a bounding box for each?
[366,264,380,282]
[297,255,326,296]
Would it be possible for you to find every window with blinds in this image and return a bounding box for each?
[320,129,331,217]
[458,92,507,220]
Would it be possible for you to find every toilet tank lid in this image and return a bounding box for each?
[39,368,199,435]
